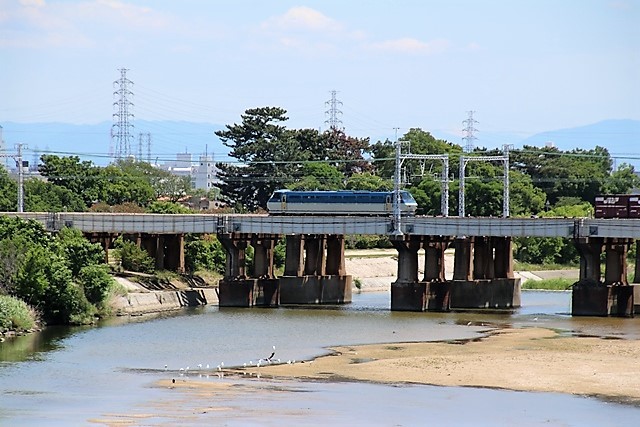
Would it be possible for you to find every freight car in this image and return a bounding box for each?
[594,194,640,218]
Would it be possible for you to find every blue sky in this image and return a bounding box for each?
[1,0,639,145]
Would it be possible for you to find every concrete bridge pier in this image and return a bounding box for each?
[218,233,280,307]
[390,235,423,311]
[390,236,452,312]
[279,234,352,305]
[424,238,453,311]
[448,236,521,309]
[572,237,634,317]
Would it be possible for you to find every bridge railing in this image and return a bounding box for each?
[2,212,640,239]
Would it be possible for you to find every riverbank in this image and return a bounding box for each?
[109,274,218,315]
[164,327,640,406]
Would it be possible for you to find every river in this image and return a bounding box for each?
[1,290,639,426]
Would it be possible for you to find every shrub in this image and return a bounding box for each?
[116,240,155,273]
[78,264,116,306]
[185,235,226,273]
[0,295,37,332]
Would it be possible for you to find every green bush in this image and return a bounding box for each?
[185,235,226,273]
[116,240,155,273]
[54,227,105,277]
[0,295,37,332]
[78,264,116,306]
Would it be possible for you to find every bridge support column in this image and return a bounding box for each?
[280,234,352,305]
[164,234,185,273]
[449,236,521,309]
[423,238,453,312]
[635,241,640,314]
[572,238,634,317]
[390,236,423,311]
[85,232,116,264]
[218,233,280,307]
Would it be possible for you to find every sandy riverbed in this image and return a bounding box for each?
[158,327,640,406]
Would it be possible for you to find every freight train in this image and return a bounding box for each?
[266,190,418,216]
[594,194,640,219]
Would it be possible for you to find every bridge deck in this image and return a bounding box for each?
[3,212,640,238]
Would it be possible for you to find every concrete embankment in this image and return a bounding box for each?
[110,275,219,316]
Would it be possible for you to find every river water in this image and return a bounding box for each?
[1,290,639,426]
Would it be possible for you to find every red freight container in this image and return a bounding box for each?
[594,195,630,218]
[628,195,640,218]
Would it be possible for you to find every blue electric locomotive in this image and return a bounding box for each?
[266,190,418,216]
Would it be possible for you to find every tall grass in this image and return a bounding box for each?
[0,295,38,332]
[521,278,575,291]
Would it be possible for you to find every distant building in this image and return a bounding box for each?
[160,152,220,191]
[192,154,220,191]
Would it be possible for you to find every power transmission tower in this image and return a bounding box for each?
[462,110,478,153]
[111,68,134,161]
[138,133,143,161]
[146,133,152,163]
[137,132,151,162]
[324,90,343,130]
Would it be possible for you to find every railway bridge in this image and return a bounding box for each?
[5,212,640,317]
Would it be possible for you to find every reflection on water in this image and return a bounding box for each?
[0,290,639,426]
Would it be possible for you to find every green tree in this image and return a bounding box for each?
[511,146,613,204]
[601,163,640,195]
[215,107,292,211]
[509,171,547,216]
[345,173,393,191]
[53,227,105,277]
[100,163,155,206]
[24,179,86,212]
[116,239,155,273]
[185,235,226,273]
[147,201,191,214]
[78,264,115,307]
[38,155,104,207]
[289,162,345,190]
[0,166,17,211]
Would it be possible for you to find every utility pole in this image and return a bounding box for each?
[1,143,28,212]
[392,128,403,236]
[462,110,478,153]
[111,68,134,161]
[324,90,343,130]
[16,143,24,213]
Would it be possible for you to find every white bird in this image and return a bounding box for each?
[243,362,247,368]
[164,365,168,370]
[197,364,202,369]
[206,364,210,369]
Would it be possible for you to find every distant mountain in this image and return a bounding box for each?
[519,119,640,168]
[2,119,638,169]
[0,120,227,166]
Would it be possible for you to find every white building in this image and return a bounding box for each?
[192,154,219,191]
[160,152,219,191]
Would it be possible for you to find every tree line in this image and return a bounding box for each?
[1,106,638,329]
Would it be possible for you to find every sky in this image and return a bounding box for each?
[1,0,639,147]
